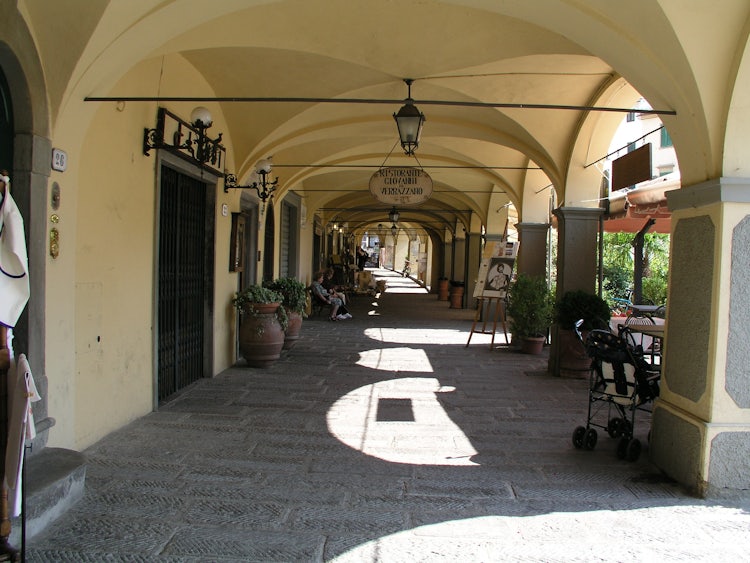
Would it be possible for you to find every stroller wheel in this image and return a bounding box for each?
[607,418,624,438]
[617,437,629,459]
[626,438,642,462]
[622,419,633,439]
[583,428,598,450]
[572,426,586,449]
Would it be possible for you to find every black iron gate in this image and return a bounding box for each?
[157,165,213,402]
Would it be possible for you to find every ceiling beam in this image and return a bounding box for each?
[84,95,676,115]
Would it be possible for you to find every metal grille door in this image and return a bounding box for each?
[158,165,208,401]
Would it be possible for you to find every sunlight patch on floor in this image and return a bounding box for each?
[327,377,478,466]
[382,284,429,294]
[365,327,470,345]
[356,347,433,372]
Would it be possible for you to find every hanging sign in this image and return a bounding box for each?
[369,167,433,205]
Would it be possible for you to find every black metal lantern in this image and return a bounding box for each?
[388,206,400,223]
[393,79,425,156]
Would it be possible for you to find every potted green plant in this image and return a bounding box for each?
[265,277,307,349]
[506,273,554,354]
[232,284,287,367]
[553,289,610,376]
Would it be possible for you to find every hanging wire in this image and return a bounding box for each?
[584,125,665,168]
[379,140,401,169]
[412,153,425,171]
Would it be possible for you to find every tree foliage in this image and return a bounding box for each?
[600,232,670,308]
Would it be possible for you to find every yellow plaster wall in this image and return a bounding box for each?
[43,54,243,451]
[73,97,156,447]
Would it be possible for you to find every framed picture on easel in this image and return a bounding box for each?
[481,257,515,298]
[473,240,518,298]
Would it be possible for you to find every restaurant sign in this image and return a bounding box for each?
[369,167,433,205]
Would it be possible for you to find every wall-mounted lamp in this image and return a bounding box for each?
[393,79,425,156]
[224,158,279,202]
[391,223,398,237]
[143,107,225,171]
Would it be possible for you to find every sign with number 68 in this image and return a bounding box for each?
[52,148,67,172]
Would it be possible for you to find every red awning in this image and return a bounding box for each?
[603,175,679,233]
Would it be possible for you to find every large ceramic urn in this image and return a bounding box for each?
[239,302,285,367]
[283,309,303,350]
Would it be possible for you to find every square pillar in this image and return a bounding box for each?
[552,207,602,295]
[515,222,550,278]
[652,177,750,496]
[548,207,602,376]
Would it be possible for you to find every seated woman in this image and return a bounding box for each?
[323,268,348,305]
[311,270,352,321]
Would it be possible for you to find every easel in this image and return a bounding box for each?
[465,296,508,350]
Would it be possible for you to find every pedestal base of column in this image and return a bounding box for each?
[651,402,750,497]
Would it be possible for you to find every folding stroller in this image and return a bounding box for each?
[571,327,661,461]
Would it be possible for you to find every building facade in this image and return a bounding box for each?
[0,1,749,499]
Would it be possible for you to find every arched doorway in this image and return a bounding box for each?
[263,203,275,282]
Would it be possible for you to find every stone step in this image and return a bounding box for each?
[9,447,86,546]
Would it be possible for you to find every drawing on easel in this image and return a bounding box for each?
[483,257,514,298]
[473,256,516,298]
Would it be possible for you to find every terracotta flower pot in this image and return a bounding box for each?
[521,336,546,354]
[437,279,450,301]
[283,309,303,350]
[239,302,285,367]
[449,283,464,308]
[558,328,591,378]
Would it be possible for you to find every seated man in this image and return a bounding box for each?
[311,270,352,321]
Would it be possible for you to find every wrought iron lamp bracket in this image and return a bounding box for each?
[143,107,225,174]
[223,169,279,202]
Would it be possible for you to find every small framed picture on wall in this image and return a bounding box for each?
[229,212,245,272]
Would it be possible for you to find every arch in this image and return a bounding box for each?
[0,30,51,373]
[723,19,750,178]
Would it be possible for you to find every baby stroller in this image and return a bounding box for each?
[571,322,661,461]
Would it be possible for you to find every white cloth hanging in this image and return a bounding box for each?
[0,184,30,328]
[4,353,40,517]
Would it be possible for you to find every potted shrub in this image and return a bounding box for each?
[232,285,287,367]
[265,277,307,349]
[553,290,610,377]
[506,274,554,354]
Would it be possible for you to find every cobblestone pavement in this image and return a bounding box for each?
[27,270,750,562]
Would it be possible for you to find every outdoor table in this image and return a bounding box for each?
[625,323,666,365]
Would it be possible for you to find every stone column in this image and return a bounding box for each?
[451,231,466,283]
[548,207,602,376]
[465,228,483,307]
[651,177,750,496]
[515,222,550,277]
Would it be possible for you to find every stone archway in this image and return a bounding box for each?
[0,39,50,397]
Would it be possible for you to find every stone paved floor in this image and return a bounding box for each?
[26,269,750,562]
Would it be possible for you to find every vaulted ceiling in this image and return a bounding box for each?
[24,0,742,238]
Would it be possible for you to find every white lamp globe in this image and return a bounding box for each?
[190,106,213,128]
